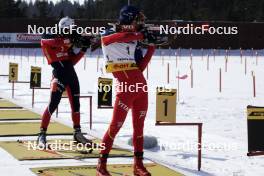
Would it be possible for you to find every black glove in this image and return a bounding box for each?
[81,47,88,52]
[79,36,91,48]
[90,36,101,52]
[69,31,82,44]
[73,36,91,48]
[141,29,158,44]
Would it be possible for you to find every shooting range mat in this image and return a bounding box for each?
[0,109,40,121]
[0,122,73,137]
[0,139,133,160]
[31,163,183,176]
[0,99,22,109]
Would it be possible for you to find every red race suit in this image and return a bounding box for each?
[100,30,155,154]
[40,34,85,130]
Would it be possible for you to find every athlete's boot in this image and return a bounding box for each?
[134,152,151,176]
[73,127,93,147]
[37,128,47,149]
[96,154,112,176]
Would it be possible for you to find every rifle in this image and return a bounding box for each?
[108,23,170,46]
[70,32,101,52]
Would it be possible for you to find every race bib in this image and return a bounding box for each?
[105,62,138,73]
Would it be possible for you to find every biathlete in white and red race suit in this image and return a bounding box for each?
[37,17,94,148]
[97,5,159,176]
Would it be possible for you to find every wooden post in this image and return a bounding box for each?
[32,87,35,107]
[252,71,256,97]
[198,124,202,171]
[219,68,222,93]
[12,81,15,98]
[190,54,193,68]
[225,49,228,61]
[90,96,93,130]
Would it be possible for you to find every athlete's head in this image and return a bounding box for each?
[119,5,146,26]
[58,16,76,37]
[59,16,75,29]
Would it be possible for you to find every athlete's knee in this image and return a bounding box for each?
[139,110,147,119]
[48,101,59,114]
[51,78,65,93]
[108,121,124,140]
[48,91,63,113]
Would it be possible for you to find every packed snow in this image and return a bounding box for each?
[0,47,264,176]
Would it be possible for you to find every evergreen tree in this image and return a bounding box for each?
[0,0,263,21]
[35,0,52,18]
[0,0,25,18]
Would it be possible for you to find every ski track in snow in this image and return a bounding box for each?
[0,48,264,176]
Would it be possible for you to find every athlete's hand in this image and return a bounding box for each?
[141,29,158,44]
[69,31,82,45]
[79,37,91,48]
[81,47,88,52]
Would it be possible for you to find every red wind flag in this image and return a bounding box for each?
[176,74,188,80]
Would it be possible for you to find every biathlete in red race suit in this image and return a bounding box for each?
[97,5,157,176]
[37,17,92,147]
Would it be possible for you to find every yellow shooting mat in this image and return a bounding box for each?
[0,109,40,120]
[0,139,133,160]
[31,163,184,176]
[0,99,22,108]
[0,122,73,137]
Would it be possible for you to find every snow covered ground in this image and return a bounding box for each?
[0,48,264,176]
